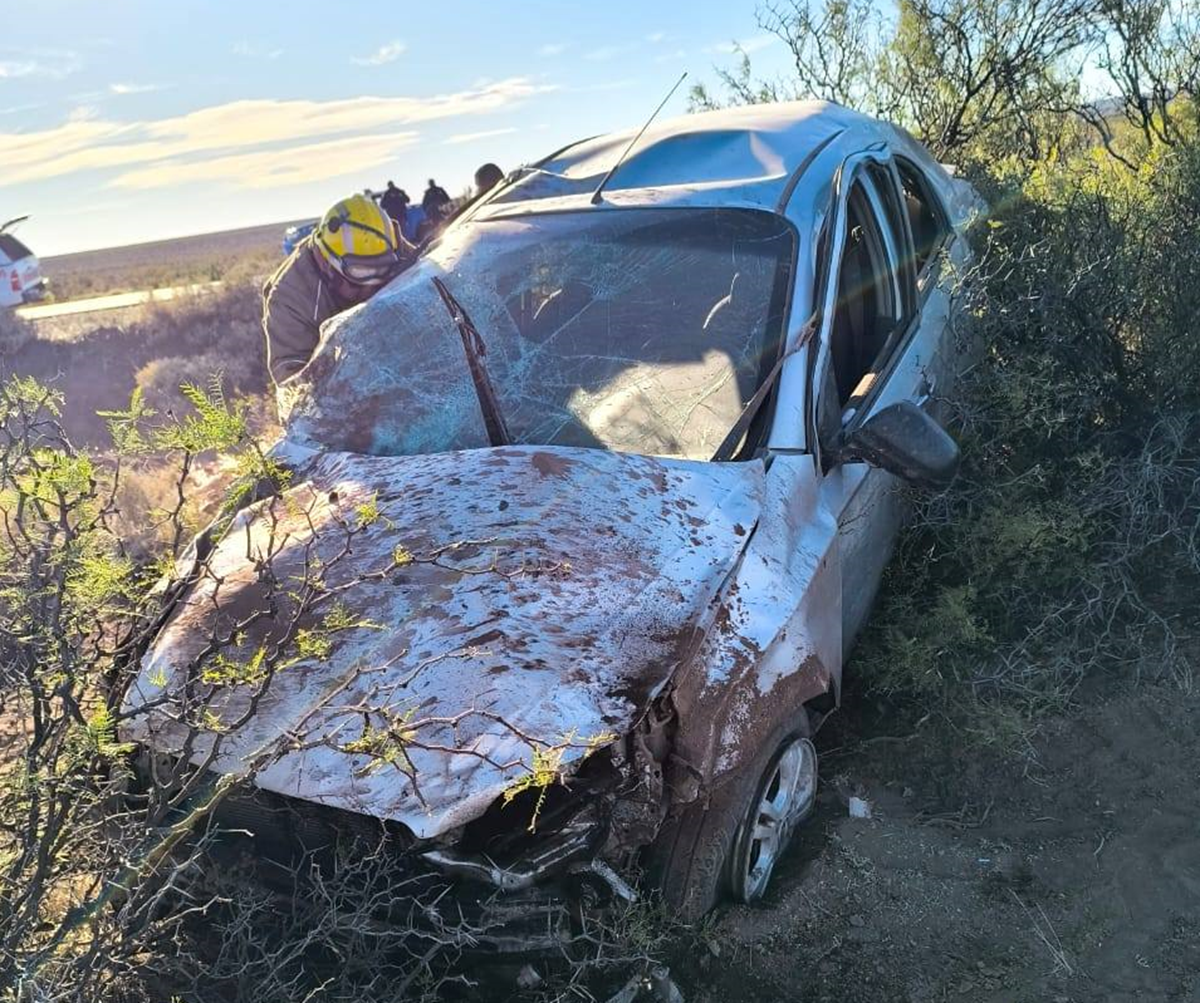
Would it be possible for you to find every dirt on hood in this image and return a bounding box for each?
[123,444,763,838]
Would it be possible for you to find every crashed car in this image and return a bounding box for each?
[124,100,979,935]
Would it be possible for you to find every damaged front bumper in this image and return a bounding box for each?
[134,699,672,960]
[193,776,643,958]
[421,817,638,903]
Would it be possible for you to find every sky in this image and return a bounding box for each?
[0,0,793,256]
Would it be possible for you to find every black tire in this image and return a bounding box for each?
[647,712,815,922]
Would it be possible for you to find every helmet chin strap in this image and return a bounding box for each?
[331,269,376,301]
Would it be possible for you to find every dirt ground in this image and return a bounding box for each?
[681,675,1200,1003]
[7,287,272,448]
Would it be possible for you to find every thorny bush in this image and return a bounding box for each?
[0,376,658,1002]
[854,128,1200,741]
[701,0,1200,743]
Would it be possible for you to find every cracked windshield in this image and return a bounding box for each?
[286,207,793,460]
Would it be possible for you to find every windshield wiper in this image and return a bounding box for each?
[432,276,511,447]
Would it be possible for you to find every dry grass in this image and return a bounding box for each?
[4,280,274,448]
[5,280,280,560]
[111,454,245,560]
[0,309,33,356]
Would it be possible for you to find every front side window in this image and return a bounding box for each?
[288,208,794,461]
[827,181,904,409]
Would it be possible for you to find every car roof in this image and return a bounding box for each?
[475,100,946,222]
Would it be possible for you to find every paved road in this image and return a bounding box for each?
[16,281,224,321]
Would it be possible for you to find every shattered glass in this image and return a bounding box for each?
[286,208,794,461]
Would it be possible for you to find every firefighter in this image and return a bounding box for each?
[262,193,416,385]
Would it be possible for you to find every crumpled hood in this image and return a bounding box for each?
[124,445,762,838]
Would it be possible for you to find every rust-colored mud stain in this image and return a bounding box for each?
[531,451,573,477]
[464,628,505,648]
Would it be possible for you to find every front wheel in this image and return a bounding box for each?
[647,719,818,921]
[728,735,818,902]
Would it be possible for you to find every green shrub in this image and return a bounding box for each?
[853,136,1200,739]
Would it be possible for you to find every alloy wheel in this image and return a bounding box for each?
[731,736,818,902]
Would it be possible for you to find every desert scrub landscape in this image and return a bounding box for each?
[2,280,277,560]
[37,222,307,303]
[1,1,1199,1001]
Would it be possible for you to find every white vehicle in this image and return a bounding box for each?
[0,217,49,308]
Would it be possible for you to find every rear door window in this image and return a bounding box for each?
[896,159,951,282]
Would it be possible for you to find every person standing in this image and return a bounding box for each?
[379,181,409,227]
[421,178,451,219]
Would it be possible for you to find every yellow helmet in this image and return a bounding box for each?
[314,194,404,286]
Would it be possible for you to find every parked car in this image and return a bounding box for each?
[0,217,49,308]
[125,101,980,940]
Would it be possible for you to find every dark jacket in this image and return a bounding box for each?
[422,183,451,215]
[261,236,355,385]
[380,187,409,223]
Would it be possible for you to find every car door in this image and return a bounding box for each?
[811,153,957,653]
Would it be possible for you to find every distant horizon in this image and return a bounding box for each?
[36,213,318,260]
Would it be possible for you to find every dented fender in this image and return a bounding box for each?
[662,451,841,796]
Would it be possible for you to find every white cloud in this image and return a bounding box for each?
[351,40,406,67]
[66,105,100,123]
[645,31,667,43]
[654,48,688,64]
[538,42,568,57]
[0,77,555,188]
[109,82,161,95]
[231,40,283,60]
[0,60,34,78]
[443,126,518,145]
[0,46,80,80]
[0,57,78,80]
[112,131,421,190]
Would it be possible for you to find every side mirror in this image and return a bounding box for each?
[838,401,959,489]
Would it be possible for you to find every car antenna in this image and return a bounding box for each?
[591,72,688,205]
[0,215,29,235]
